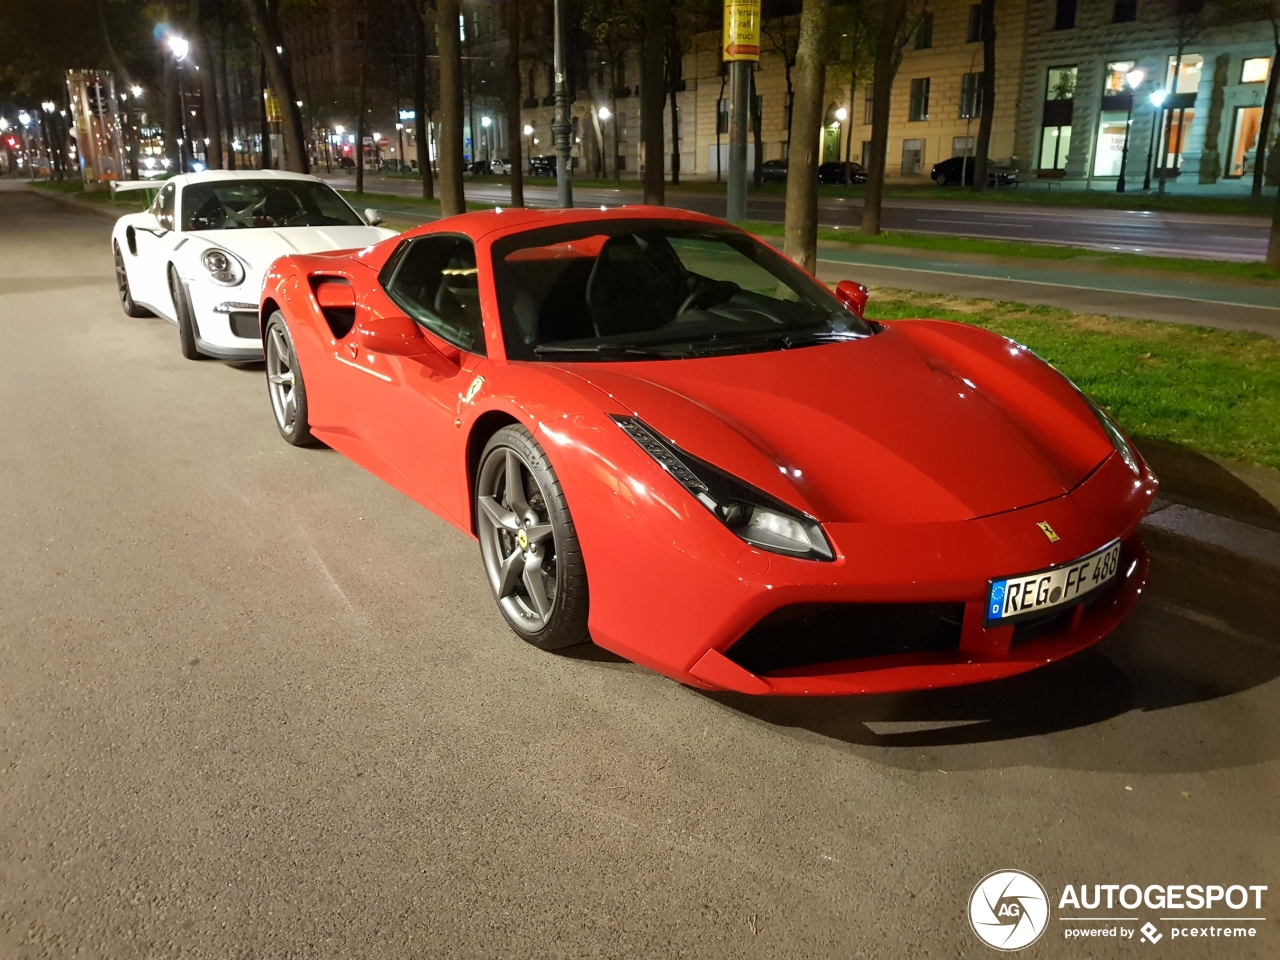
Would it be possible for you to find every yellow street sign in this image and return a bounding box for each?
[722,0,761,62]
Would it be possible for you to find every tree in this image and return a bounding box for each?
[761,0,801,152]
[411,1,435,199]
[1253,3,1279,200]
[506,0,525,205]
[242,0,308,172]
[642,0,668,203]
[782,0,829,271]
[437,0,466,216]
[193,2,224,169]
[583,0,643,182]
[1268,184,1280,267]
[861,0,917,235]
[971,0,995,192]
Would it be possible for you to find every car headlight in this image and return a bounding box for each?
[1079,392,1141,476]
[201,248,245,286]
[611,415,834,561]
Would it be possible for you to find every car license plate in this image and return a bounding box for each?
[985,540,1122,625]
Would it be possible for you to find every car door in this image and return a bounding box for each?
[130,181,183,314]
[361,234,487,525]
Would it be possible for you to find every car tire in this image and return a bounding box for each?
[168,267,203,360]
[475,425,590,650]
[263,311,318,447]
[113,243,151,318]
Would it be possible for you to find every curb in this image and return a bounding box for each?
[1140,500,1280,601]
[26,183,133,222]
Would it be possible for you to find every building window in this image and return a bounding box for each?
[863,85,874,125]
[1103,60,1137,94]
[1040,125,1072,169]
[967,5,982,42]
[953,136,975,157]
[1054,0,1077,30]
[908,78,930,122]
[1227,105,1262,177]
[1047,65,1078,100]
[1166,54,1203,93]
[960,72,983,119]
[901,138,926,174]
[1242,57,1272,84]
[1113,0,1137,22]
[861,140,872,165]
[1092,113,1129,176]
[916,12,934,49]
[717,99,728,134]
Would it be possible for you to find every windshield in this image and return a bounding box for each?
[491,220,872,361]
[181,179,364,231]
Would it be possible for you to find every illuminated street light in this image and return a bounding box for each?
[41,101,56,113]
[334,124,344,135]
[481,116,491,127]
[835,107,848,122]
[18,111,31,127]
[168,35,189,61]
[522,124,533,136]
[0,117,9,132]
[597,106,611,121]
[131,85,143,98]
[1143,88,1168,191]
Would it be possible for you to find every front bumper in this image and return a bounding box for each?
[185,281,264,359]
[547,414,1158,696]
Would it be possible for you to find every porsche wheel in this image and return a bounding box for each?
[113,243,151,318]
[264,311,317,447]
[168,267,203,360]
[476,426,589,649]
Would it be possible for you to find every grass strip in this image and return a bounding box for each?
[863,289,1280,469]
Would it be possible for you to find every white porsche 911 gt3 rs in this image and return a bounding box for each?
[110,171,397,360]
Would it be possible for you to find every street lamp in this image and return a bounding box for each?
[597,105,611,121]
[167,35,189,61]
[1115,67,1144,193]
[480,115,492,163]
[1143,88,1167,191]
[131,85,143,98]
[835,107,847,122]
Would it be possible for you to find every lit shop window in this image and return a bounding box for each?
[1165,54,1203,94]
[1226,106,1261,178]
[1241,57,1271,84]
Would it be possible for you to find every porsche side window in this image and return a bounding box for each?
[382,235,486,356]
[154,183,176,232]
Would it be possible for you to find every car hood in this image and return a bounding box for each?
[187,226,395,275]
[559,322,1114,524]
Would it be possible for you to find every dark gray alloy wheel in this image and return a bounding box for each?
[264,311,317,447]
[113,243,151,317]
[168,267,203,360]
[476,425,589,650]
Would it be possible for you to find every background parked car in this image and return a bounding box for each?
[528,155,557,177]
[817,161,867,185]
[930,156,1019,187]
[760,158,788,183]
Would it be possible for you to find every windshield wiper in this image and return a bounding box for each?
[676,329,866,356]
[533,343,673,359]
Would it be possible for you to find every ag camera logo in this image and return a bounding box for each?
[969,869,1050,951]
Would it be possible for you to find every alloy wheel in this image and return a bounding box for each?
[477,447,558,632]
[265,324,298,433]
[113,246,130,307]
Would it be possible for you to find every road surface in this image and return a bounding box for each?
[1,185,1277,958]
[324,172,1269,262]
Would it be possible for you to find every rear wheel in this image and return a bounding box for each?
[168,267,203,360]
[264,311,317,447]
[113,243,151,317]
[476,425,589,650]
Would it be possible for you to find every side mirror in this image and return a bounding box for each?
[354,315,426,356]
[364,207,384,226]
[835,280,868,320]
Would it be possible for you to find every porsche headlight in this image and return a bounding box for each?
[611,415,834,561]
[1080,392,1141,476]
[201,248,245,286]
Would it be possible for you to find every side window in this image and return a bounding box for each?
[154,183,176,231]
[382,235,486,355]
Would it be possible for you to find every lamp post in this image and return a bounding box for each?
[17,110,34,179]
[1142,88,1166,191]
[480,115,491,165]
[168,35,191,172]
[551,0,573,207]
[522,123,533,175]
[834,106,848,182]
[1115,67,1144,193]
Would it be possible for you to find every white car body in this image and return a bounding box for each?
[111,170,396,359]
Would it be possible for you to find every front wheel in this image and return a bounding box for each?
[264,311,317,446]
[113,243,151,317]
[476,425,589,650]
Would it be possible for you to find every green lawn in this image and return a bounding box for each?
[746,220,1280,284]
[864,290,1280,470]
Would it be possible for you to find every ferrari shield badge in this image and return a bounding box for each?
[1037,521,1060,543]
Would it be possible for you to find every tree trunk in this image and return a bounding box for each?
[1268,184,1280,268]
[862,0,906,236]
[752,69,763,186]
[218,14,237,170]
[782,0,829,272]
[356,38,366,194]
[163,55,182,172]
[437,0,467,216]
[716,71,726,182]
[243,0,308,172]
[642,0,667,203]
[667,24,681,185]
[611,84,621,183]
[506,0,525,206]
[413,6,434,200]
[192,24,223,168]
[972,0,995,192]
[1253,41,1279,201]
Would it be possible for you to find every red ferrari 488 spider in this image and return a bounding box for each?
[258,206,1157,696]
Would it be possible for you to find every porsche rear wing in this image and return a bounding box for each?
[109,180,164,201]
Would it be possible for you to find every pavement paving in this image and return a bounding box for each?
[1,185,1278,959]
[322,171,1270,262]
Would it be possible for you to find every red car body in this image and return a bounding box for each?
[259,205,1158,696]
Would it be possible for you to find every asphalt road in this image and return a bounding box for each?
[1,185,1278,958]
[324,172,1269,262]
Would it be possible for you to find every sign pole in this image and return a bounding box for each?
[552,0,574,209]
[723,0,760,224]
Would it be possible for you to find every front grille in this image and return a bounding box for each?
[1011,606,1076,644]
[725,602,965,676]
[228,311,259,339]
